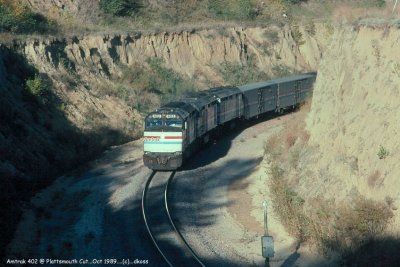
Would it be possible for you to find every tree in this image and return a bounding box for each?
[0,1,53,33]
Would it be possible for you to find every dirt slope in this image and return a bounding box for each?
[302,24,400,233]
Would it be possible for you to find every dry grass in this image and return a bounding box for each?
[268,164,308,240]
[9,0,396,37]
[335,197,393,245]
[264,133,281,159]
[284,129,298,148]
[332,3,395,24]
[384,196,395,209]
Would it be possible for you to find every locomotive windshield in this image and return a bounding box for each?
[145,113,183,131]
[146,119,163,128]
[165,118,182,128]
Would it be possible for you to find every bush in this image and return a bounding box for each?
[335,197,393,249]
[26,75,51,105]
[99,0,141,16]
[0,1,54,33]
[208,0,253,20]
[377,145,389,159]
[219,55,270,86]
[268,164,308,240]
[145,57,197,102]
[108,60,197,113]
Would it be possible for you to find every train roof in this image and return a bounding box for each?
[148,73,316,119]
[157,101,196,119]
[238,72,317,92]
[180,86,241,110]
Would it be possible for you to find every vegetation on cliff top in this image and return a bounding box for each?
[0,0,390,36]
[0,0,55,34]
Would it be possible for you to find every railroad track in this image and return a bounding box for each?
[142,171,205,267]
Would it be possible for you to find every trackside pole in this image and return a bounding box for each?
[261,200,274,267]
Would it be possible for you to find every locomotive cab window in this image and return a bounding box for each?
[145,118,163,128]
[145,113,183,130]
[165,118,183,128]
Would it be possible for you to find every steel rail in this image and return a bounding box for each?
[164,172,206,267]
[141,171,174,267]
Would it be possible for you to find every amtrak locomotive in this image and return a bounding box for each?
[143,73,317,170]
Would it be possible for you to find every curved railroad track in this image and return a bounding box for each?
[142,171,205,267]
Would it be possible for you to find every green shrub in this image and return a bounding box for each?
[146,57,197,102]
[374,0,386,7]
[26,75,51,105]
[0,3,14,31]
[0,1,54,33]
[377,145,389,159]
[364,0,386,8]
[219,55,270,86]
[99,0,141,16]
[108,60,197,113]
[208,0,253,20]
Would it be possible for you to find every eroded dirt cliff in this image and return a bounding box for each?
[275,25,400,261]
[306,25,400,210]
[14,24,328,135]
[257,24,400,264]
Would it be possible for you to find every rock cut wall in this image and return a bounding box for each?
[304,26,400,226]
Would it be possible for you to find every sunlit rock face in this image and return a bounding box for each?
[305,26,400,214]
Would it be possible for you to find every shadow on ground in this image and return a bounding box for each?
[342,237,400,267]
